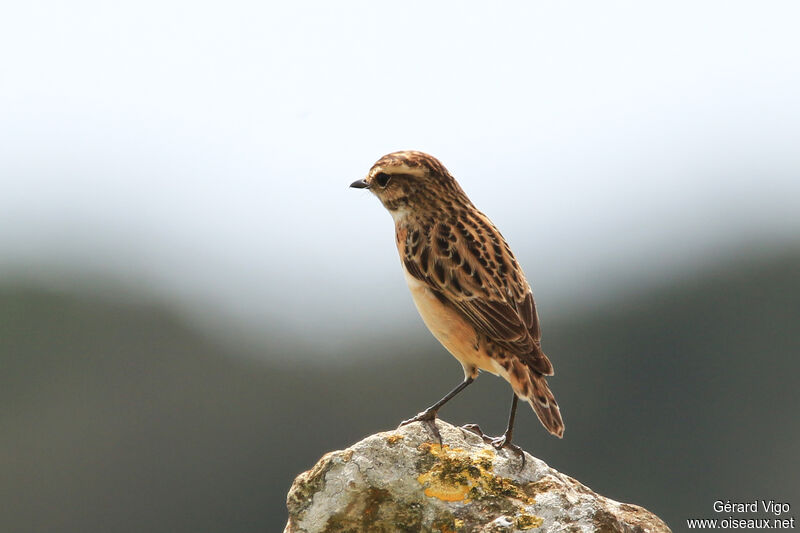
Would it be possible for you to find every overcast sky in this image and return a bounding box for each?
[1,1,798,349]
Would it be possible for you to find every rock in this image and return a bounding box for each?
[285,420,671,532]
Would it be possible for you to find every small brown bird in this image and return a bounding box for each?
[351,151,563,454]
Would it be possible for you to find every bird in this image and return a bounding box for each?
[350,151,563,455]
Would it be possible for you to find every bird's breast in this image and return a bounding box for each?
[401,267,501,377]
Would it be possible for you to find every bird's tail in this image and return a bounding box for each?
[509,359,564,438]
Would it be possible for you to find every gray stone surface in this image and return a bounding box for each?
[285,420,671,532]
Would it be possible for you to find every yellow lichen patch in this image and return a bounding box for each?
[418,469,472,501]
[515,513,544,530]
[386,434,405,446]
[423,443,464,456]
[476,448,496,470]
[415,443,536,507]
[416,444,478,502]
[477,448,495,460]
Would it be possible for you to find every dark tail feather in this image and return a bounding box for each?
[528,373,564,438]
[507,359,564,437]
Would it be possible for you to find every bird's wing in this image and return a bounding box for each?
[400,212,552,375]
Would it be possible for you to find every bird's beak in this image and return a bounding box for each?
[350,179,370,189]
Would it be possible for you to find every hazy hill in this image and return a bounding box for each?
[2,249,798,532]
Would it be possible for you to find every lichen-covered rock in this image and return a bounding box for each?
[285,420,670,533]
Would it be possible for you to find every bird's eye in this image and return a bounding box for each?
[374,173,391,187]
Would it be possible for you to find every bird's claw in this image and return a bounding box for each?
[399,410,442,445]
[460,423,489,439]
[489,435,526,469]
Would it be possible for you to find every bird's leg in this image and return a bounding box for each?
[400,376,475,445]
[489,393,526,468]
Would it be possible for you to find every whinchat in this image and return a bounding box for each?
[351,151,563,454]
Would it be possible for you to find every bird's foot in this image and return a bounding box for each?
[460,423,490,440]
[489,434,526,469]
[460,425,525,468]
[399,409,441,445]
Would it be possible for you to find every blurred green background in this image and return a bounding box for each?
[3,248,799,532]
[2,2,800,532]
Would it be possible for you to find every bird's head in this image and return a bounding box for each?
[350,151,468,217]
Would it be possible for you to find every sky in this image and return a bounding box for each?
[1,1,799,350]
